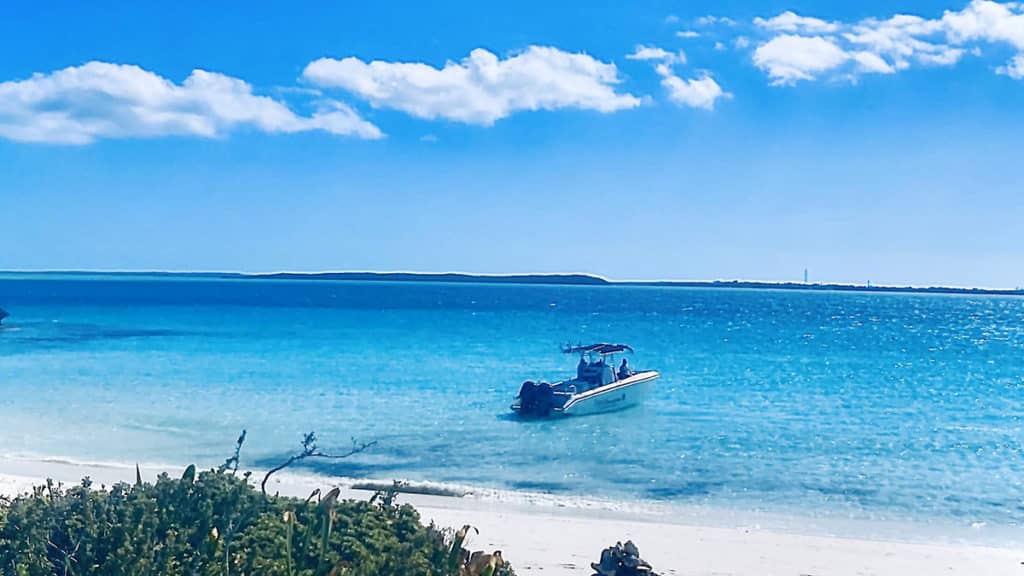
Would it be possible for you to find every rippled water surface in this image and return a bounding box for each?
[1,274,1022,540]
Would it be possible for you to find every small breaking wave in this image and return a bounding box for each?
[0,452,183,473]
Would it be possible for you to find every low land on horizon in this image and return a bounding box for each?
[4,270,1023,296]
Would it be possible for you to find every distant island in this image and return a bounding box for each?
[3,270,1023,296]
[246,272,1024,295]
[253,271,608,285]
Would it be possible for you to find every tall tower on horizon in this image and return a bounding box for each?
[804,268,808,284]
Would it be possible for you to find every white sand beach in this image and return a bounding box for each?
[0,460,1019,576]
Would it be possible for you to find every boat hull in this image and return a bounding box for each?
[511,371,659,417]
[560,371,658,416]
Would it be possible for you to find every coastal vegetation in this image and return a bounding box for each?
[0,432,514,576]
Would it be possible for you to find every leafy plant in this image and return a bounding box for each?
[0,435,514,576]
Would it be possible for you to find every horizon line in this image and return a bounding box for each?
[0,268,1020,292]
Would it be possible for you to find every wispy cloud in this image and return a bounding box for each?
[627,45,686,65]
[303,46,641,126]
[751,1,1024,85]
[655,64,732,110]
[0,61,382,144]
[755,11,840,34]
[696,15,737,27]
[997,53,1024,78]
[676,30,701,39]
[753,35,858,84]
[625,41,728,110]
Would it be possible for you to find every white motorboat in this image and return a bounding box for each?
[511,343,659,417]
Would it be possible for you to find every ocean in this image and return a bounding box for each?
[0,274,1021,543]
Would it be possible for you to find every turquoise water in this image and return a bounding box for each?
[1,274,1022,541]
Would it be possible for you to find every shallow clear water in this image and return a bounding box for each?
[1,274,1022,541]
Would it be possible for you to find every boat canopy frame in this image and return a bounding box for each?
[561,343,634,356]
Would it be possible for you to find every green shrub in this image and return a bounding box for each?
[0,468,513,576]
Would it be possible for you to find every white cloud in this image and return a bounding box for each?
[696,15,737,27]
[664,15,680,24]
[755,11,840,34]
[751,1,1024,84]
[0,61,382,144]
[714,42,727,51]
[420,134,439,142]
[303,46,641,126]
[997,53,1024,77]
[942,0,1024,74]
[626,43,729,110]
[753,35,851,84]
[942,0,1024,48]
[735,36,752,49]
[843,14,961,70]
[627,45,686,65]
[654,64,731,110]
[676,30,701,39]
[918,47,968,65]
[852,51,896,74]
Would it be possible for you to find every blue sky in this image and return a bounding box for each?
[2,1,1022,287]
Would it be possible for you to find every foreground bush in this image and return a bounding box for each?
[0,467,513,576]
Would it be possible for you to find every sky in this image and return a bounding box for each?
[1,1,1022,288]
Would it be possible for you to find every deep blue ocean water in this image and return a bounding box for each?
[0,274,1022,540]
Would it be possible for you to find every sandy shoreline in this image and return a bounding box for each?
[0,460,1019,576]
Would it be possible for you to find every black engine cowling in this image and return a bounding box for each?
[517,380,555,416]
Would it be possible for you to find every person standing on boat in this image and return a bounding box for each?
[618,357,631,380]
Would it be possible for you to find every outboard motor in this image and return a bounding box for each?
[535,382,555,417]
[518,380,537,413]
[517,380,555,416]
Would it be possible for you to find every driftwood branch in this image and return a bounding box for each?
[261,432,376,495]
[218,429,247,475]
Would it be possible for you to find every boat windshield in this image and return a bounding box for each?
[575,353,617,387]
[566,343,636,388]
